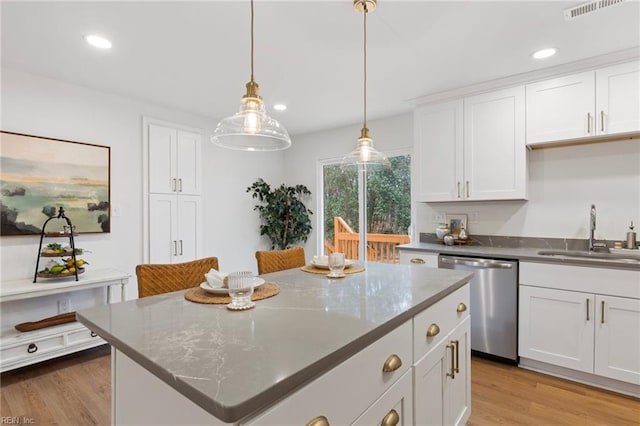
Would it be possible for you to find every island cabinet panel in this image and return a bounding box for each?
[244,320,412,425]
[351,369,413,426]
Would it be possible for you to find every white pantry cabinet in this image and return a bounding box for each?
[145,120,204,264]
[414,86,526,202]
[526,60,640,145]
[519,262,640,388]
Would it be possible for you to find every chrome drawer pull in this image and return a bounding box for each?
[27,343,38,354]
[410,258,426,264]
[457,302,467,313]
[381,409,400,426]
[306,416,329,426]
[382,354,402,372]
[426,323,440,338]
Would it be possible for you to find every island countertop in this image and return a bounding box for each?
[76,262,471,423]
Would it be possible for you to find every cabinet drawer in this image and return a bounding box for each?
[1,335,65,361]
[351,369,413,426]
[414,285,470,361]
[399,251,438,268]
[245,321,412,425]
[67,327,101,345]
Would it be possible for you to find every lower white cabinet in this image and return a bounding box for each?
[518,263,640,390]
[351,369,413,426]
[414,316,471,426]
[149,194,202,264]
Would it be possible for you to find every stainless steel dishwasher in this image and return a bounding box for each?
[439,255,518,364]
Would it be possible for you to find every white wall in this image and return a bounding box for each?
[284,114,414,257]
[1,68,284,299]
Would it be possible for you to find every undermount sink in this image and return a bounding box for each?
[537,249,640,262]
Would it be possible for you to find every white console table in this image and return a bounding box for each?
[0,268,129,372]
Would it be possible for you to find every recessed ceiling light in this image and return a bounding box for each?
[532,48,557,59]
[84,34,112,49]
[273,104,287,111]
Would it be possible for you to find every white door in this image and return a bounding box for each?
[594,295,640,385]
[519,286,595,373]
[596,61,640,135]
[176,130,202,195]
[414,100,463,202]
[148,124,177,194]
[149,194,177,264]
[463,86,526,200]
[176,195,202,263]
[526,71,595,144]
[446,317,471,426]
[413,337,447,426]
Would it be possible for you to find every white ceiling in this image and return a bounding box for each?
[2,1,639,136]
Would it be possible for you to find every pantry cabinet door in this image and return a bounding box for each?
[414,100,463,202]
[176,195,202,262]
[149,124,178,194]
[176,130,202,195]
[519,285,595,373]
[595,61,640,136]
[594,295,640,385]
[526,71,595,144]
[149,194,177,264]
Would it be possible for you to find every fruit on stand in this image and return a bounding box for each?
[38,258,88,277]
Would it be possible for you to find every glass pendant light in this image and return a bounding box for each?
[343,0,389,166]
[212,0,291,151]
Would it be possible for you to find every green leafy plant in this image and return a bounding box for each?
[246,178,313,250]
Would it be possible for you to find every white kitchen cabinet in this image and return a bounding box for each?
[463,86,526,200]
[414,99,463,202]
[414,316,471,426]
[399,250,439,268]
[351,369,413,426]
[0,269,128,372]
[526,61,640,146]
[414,86,526,202]
[594,295,640,384]
[519,261,640,388]
[149,194,202,264]
[519,285,595,373]
[148,123,202,196]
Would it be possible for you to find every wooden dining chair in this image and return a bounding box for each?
[255,247,306,275]
[136,257,219,298]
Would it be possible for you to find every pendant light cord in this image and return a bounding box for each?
[363,5,368,130]
[250,0,255,83]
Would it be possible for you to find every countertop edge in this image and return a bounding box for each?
[77,275,471,423]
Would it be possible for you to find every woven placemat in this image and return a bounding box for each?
[184,282,280,304]
[300,264,365,275]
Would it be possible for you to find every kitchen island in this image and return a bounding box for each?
[77,262,472,425]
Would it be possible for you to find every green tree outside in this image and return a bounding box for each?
[323,154,411,244]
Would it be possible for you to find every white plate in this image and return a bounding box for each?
[311,259,354,270]
[200,277,265,295]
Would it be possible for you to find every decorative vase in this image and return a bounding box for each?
[436,223,450,239]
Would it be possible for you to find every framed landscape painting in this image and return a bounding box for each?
[0,131,111,236]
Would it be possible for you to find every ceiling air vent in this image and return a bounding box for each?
[564,0,629,20]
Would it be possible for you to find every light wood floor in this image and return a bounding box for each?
[1,348,639,425]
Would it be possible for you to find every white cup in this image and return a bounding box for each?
[228,271,254,308]
[328,253,346,278]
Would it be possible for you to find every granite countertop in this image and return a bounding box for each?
[398,239,640,270]
[76,262,471,423]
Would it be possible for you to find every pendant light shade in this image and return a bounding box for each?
[343,0,389,167]
[212,0,291,151]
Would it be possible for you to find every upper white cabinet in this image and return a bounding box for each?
[414,86,526,202]
[148,123,202,195]
[526,61,640,146]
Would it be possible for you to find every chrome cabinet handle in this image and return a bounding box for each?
[179,240,183,256]
[173,240,178,256]
[587,113,592,134]
[446,342,455,378]
[27,343,38,354]
[457,302,467,313]
[171,178,177,192]
[586,298,590,321]
[466,180,470,198]
[382,354,402,373]
[306,416,329,426]
[600,110,605,133]
[426,323,440,338]
[178,178,183,192]
[381,409,400,426]
[410,258,425,264]
[601,300,605,324]
[457,181,461,198]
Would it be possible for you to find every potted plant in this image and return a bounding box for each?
[246,178,313,250]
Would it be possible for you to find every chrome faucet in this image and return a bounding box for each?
[589,204,607,252]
